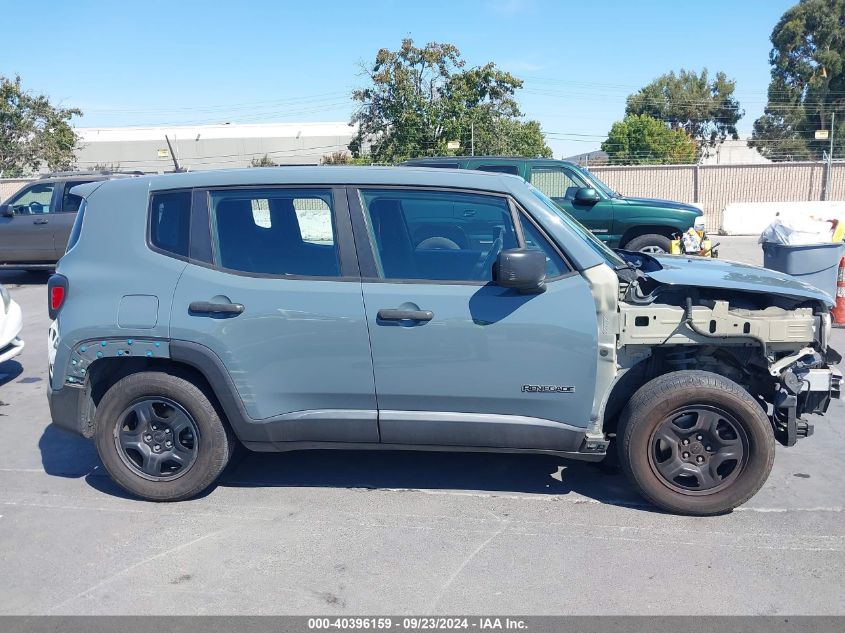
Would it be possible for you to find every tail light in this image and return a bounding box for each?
[47,274,68,320]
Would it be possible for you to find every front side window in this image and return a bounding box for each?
[7,183,55,214]
[530,166,591,203]
[210,188,339,277]
[518,214,568,277]
[359,188,518,282]
[150,191,191,257]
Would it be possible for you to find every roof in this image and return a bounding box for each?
[401,156,577,167]
[89,165,527,195]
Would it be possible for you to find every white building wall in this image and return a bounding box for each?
[75,122,356,172]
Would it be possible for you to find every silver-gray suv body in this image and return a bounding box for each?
[47,167,841,514]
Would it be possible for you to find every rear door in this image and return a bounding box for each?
[168,185,378,443]
[529,164,615,241]
[350,186,598,451]
[0,181,59,262]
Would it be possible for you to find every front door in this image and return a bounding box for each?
[169,186,378,443]
[350,186,598,451]
[0,181,58,262]
[529,164,616,242]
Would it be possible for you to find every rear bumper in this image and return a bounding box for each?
[47,383,87,437]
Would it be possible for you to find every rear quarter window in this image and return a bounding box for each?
[149,191,191,258]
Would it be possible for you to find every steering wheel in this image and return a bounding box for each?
[473,230,503,281]
[416,236,460,250]
[28,201,43,214]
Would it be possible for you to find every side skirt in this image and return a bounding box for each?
[239,440,605,462]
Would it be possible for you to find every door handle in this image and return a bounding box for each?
[33,218,49,225]
[189,301,245,315]
[377,308,433,322]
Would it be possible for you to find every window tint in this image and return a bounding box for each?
[518,214,568,277]
[7,183,54,214]
[530,167,589,202]
[477,164,519,175]
[210,188,339,277]
[359,189,518,282]
[150,191,191,258]
[62,181,95,213]
[66,200,86,253]
[406,161,460,169]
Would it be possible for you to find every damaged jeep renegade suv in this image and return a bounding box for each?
[47,168,841,515]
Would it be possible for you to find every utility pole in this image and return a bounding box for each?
[824,112,835,201]
[471,121,475,157]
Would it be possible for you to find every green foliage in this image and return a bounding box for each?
[0,74,81,176]
[249,154,276,167]
[349,39,551,162]
[601,114,697,165]
[750,0,845,161]
[626,68,743,146]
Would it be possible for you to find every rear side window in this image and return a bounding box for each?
[209,188,339,277]
[150,191,191,257]
[476,164,519,175]
[65,200,86,253]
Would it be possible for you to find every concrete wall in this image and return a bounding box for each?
[722,201,845,235]
[590,162,845,233]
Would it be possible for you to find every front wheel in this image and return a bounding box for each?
[623,233,671,254]
[94,372,234,501]
[617,370,775,515]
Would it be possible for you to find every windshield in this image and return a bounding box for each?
[577,166,620,198]
[528,184,626,269]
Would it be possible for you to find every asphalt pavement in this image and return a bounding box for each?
[0,236,842,615]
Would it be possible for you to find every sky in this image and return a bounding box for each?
[3,0,797,159]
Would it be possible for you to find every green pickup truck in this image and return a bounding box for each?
[400,157,703,253]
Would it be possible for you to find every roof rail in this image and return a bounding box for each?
[39,170,145,179]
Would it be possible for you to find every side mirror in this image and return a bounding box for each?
[574,187,600,205]
[0,204,14,218]
[494,248,546,294]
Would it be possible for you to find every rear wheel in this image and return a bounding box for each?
[617,370,775,515]
[623,233,671,254]
[94,372,233,501]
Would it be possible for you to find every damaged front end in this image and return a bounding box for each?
[614,250,842,448]
[770,346,842,445]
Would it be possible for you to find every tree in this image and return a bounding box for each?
[626,68,743,147]
[601,114,697,165]
[249,154,276,167]
[750,0,845,161]
[349,39,551,162]
[0,74,81,176]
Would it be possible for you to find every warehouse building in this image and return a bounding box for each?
[74,121,357,172]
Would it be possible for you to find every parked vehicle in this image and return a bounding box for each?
[0,283,24,364]
[0,171,140,271]
[47,167,840,514]
[400,157,703,254]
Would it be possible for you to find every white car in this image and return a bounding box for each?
[0,284,24,363]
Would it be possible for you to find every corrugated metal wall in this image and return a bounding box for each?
[590,162,845,232]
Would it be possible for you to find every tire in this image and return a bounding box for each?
[94,372,234,501]
[623,233,671,254]
[617,370,775,516]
